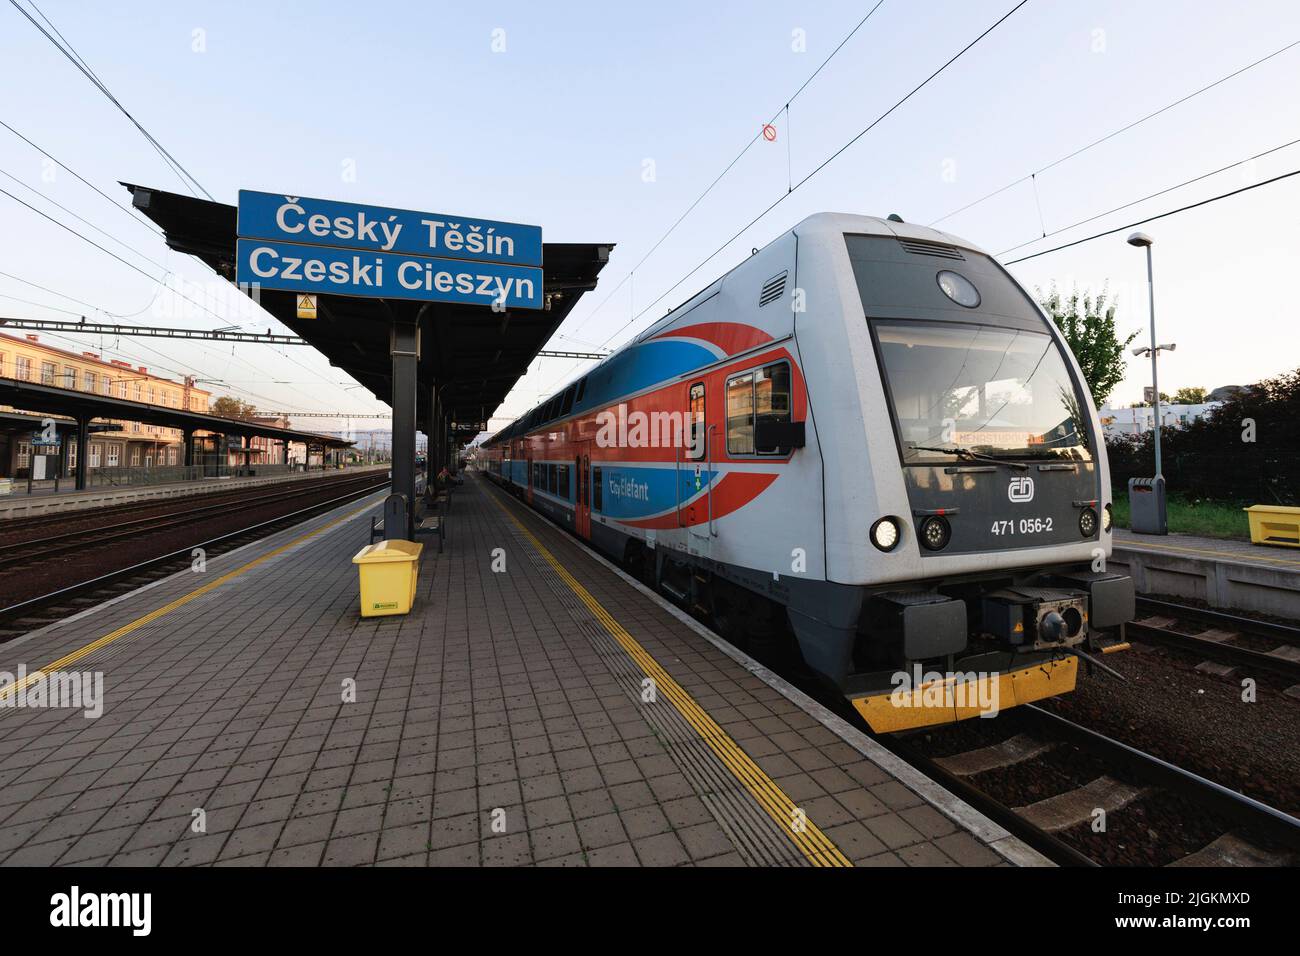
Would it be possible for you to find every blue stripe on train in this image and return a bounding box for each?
[574,339,717,414]
[597,464,716,520]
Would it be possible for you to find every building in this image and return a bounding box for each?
[232,416,290,468]
[1098,402,1221,438]
[0,332,211,478]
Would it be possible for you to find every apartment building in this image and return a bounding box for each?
[0,332,212,478]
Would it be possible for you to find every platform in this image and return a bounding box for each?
[0,464,387,521]
[1112,529,1300,617]
[0,475,1047,867]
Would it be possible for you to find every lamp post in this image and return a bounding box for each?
[1126,232,1176,534]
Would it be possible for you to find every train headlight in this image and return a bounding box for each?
[870,517,901,552]
[919,515,951,551]
[1102,503,1113,532]
[1079,507,1099,538]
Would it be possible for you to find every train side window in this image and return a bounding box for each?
[727,362,792,456]
[592,467,603,512]
[687,382,705,460]
[548,464,558,494]
[561,385,575,417]
[557,464,569,499]
[726,373,755,455]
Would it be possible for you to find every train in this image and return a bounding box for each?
[479,212,1135,732]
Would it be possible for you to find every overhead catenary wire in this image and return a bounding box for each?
[929,37,1300,228]
[997,135,1300,258]
[0,118,163,236]
[0,185,239,326]
[7,0,213,200]
[0,164,172,274]
[597,0,1032,350]
[1002,165,1300,265]
[562,0,889,341]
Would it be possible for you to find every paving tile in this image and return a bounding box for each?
[632,831,690,866]
[619,805,671,840]
[322,832,378,866]
[576,812,627,851]
[585,842,638,867]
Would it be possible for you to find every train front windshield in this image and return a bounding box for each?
[873,320,1092,464]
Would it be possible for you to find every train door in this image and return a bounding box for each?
[575,441,592,539]
[680,381,711,554]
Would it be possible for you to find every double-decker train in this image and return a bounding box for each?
[479,213,1135,732]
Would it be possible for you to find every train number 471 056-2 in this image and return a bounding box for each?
[991,517,1054,535]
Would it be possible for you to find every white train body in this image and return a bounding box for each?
[482,213,1135,731]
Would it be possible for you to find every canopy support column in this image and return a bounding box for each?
[75,416,90,491]
[387,312,421,541]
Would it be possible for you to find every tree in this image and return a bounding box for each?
[211,396,258,420]
[1172,386,1207,404]
[1037,285,1138,407]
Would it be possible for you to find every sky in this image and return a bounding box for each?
[1,0,1298,440]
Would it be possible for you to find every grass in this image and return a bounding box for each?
[1110,492,1251,540]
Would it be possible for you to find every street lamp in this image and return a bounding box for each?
[1126,231,1176,534]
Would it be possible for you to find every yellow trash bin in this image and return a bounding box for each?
[352,539,423,617]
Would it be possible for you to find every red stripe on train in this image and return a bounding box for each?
[617,471,779,530]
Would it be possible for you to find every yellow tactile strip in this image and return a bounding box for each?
[0,497,380,706]
[483,485,852,867]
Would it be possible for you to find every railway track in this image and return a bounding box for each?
[890,705,1300,867]
[0,472,385,569]
[1127,595,1300,682]
[0,474,388,641]
[0,471,379,536]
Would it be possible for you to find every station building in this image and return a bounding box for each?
[0,330,214,479]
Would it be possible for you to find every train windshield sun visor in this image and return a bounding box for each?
[872,320,1092,465]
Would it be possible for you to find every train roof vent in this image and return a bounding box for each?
[898,238,964,260]
[759,270,788,307]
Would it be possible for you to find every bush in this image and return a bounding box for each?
[1104,369,1299,505]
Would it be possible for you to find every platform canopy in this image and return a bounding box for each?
[124,184,613,447]
[0,378,352,448]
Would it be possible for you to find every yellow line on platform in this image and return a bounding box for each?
[485,484,851,867]
[0,497,379,704]
[1117,538,1300,569]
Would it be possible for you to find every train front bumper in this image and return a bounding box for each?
[849,656,1077,733]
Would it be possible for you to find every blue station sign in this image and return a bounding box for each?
[236,238,544,309]
[236,190,543,267]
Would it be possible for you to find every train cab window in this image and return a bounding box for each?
[727,362,792,456]
[592,467,603,512]
[687,383,705,460]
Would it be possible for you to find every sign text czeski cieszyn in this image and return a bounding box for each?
[235,191,543,309]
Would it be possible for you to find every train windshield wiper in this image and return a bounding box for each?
[907,444,1029,471]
